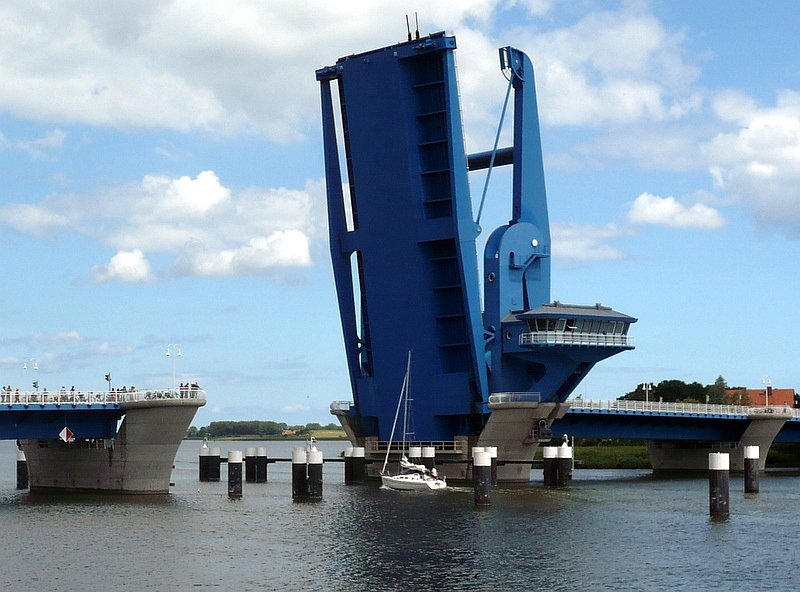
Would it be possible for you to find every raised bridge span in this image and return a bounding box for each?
[315,32,793,480]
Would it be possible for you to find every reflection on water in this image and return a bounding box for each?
[1,439,799,591]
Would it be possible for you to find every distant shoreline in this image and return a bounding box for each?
[186,432,348,442]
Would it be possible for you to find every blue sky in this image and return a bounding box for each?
[1,1,798,426]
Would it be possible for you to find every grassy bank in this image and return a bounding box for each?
[534,445,652,469]
[186,429,348,441]
[533,443,800,470]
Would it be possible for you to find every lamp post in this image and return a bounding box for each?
[23,359,39,392]
[762,377,771,408]
[642,382,653,403]
[166,344,182,392]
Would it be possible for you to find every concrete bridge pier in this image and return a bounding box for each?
[477,400,570,482]
[646,408,793,472]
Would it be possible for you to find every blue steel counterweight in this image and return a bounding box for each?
[317,33,635,446]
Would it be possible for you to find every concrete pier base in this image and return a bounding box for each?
[20,399,203,494]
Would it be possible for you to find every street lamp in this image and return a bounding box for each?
[642,382,654,403]
[762,377,772,408]
[23,359,39,392]
[166,344,182,392]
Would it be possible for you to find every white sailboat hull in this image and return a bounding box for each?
[381,473,447,491]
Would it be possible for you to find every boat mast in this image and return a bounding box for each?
[401,351,411,459]
[380,351,412,475]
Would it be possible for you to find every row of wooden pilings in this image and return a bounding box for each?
[198,443,366,501]
[11,442,763,513]
[199,442,500,504]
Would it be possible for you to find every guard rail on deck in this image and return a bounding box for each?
[520,332,633,347]
[568,398,798,417]
[1,388,206,407]
[366,440,466,455]
[489,392,542,405]
[329,400,352,413]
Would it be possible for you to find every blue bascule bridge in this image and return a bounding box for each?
[317,31,636,481]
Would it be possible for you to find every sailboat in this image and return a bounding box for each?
[380,352,447,491]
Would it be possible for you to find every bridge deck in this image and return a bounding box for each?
[555,399,800,442]
[0,389,206,440]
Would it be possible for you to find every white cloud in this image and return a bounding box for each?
[0,1,504,140]
[702,90,800,236]
[552,223,625,261]
[0,202,72,235]
[0,169,319,281]
[141,170,231,217]
[281,403,311,413]
[527,9,701,127]
[91,249,154,283]
[174,230,311,277]
[627,192,725,229]
[29,331,84,346]
[0,127,68,158]
[514,0,553,17]
[95,341,134,356]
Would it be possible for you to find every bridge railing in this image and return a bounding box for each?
[366,440,466,455]
[329,400,353,413]
[1,388,207,406]
[488,392,542,404]
[568,398,798,417]
[520,332,634,347]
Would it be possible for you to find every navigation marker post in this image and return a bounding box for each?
[244,447,257,483]
[708,452,730,518]
[228,450,243,499]
[59,426,74,442]
[744,445,759,494]
[473,448,492,506]
[256,447,268,483]
[16,449,28,490]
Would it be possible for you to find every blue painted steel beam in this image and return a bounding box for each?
[0,407,123,440]
[773,418,800,443]
[553,411,755,442]
[317,33,487,441]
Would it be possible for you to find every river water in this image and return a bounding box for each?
[1,439,798,591]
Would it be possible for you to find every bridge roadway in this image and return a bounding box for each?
[552,398,800,443]
[5,391,798,447]
[0,389,200,440]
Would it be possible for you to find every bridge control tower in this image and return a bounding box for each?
[317,32,636,481]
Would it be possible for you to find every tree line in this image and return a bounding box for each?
[617,375,798,406]
[186,421,342,439]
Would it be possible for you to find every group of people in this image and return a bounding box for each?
[178,382,202,398]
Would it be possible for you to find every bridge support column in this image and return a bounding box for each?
[477,402,569,482]
[646,408,792,472]
[737,410,792,470]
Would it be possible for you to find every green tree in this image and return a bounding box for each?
[705,375,728,404]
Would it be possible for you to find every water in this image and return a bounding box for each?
[1,439,798,591]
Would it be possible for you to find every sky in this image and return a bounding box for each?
[1,0,799,426]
